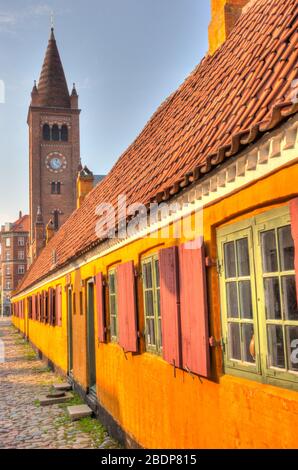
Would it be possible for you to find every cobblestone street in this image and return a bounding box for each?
[0,318,118,449]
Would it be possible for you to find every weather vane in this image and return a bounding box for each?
[50,11,54,30]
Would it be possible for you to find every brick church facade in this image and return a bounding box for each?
[28,28,81,262]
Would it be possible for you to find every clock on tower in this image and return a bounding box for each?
[28,27,81,261]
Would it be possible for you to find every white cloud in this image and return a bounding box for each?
[0,3,64,33]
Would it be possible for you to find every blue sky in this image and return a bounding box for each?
[0,0,210,225]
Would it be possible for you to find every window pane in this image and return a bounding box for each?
[224,242,236,278]
[110,295,116,316]
[158,318,162,347]
[286,326,298,372]
[239,281,253,319]
[282,276,298,321]
[154,259,160,288]
[267,325,285,369]
[278,226,294,272]
[145,290,154,317]
[146,318,156,346]
[226,282,239,318]
[156,289,160,317]
[264,277,281,320]
[236,238,250,277]
[143,262,153,289]
[242,323,255,364]
[261,230,278,273]
[109,273,115,294]
[110,316,117,338]
[228,323,241,361]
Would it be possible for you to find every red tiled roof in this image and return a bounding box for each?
[35,28,71,109]
[13,215,29,233]
[17,0,298,293]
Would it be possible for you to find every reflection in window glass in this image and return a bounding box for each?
[286,326,298,372]
[267,324,285,369]
[146,318,156,346]
[226,282,239,318]
[142,256,162,353]
[145,291,154,317]
[224,242,236,278]
[282,276,298,321]
[143,262,153,289]
[242,323,255,364]
[228,323,241,361]
[108,271,117,340]
[264,277,281,320]
[261,230,278,273]
[278,226,294,272]
[237,238,250,277]
[239,281,253,319]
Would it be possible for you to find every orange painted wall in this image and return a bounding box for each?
[12,162,298,448]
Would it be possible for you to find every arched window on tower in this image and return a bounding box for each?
[52,125,60,141]
[43,124,51,141]
[51,182,61,195]
[61,125,68,142]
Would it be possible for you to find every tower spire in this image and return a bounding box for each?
[35,27,71,108]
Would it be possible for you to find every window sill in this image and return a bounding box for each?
[221,367,298,394]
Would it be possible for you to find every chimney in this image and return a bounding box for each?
[77,166,94,209]
[46,219,55,244]
[19,210,22,220]
[208,0,249,55]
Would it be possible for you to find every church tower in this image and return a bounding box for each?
[28,27,80,261]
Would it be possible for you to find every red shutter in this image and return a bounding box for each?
[178,238,210,378]
[290,198,298,302]
[117,261,138,353]
[56,286,62,326]
[16,302,19,318]
[95,273,105,342]
[48,288,53,325]
[32,295,35,320]
[159,246,182,368]
[37,293,41,321]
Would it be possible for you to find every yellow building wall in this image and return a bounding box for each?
[12,162,298,448]
[12,282,68,373]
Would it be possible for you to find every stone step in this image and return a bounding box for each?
[38,391,73,406]
[53,382,72,392]
[67,404,93,421]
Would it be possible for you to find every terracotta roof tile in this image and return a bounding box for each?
[13,215,29,233]
[17,0,298,293]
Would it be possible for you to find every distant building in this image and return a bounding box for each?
[0,212,29,316]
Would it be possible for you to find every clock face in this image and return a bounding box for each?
[45,153,67,173]
[50,157,62,170]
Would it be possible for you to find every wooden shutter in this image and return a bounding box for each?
[178,238,210,378]
[37,293,41,321]
[290,198,298,302]
[95,273,105,342]
[48,288,54,325]
[56,286,62,326]
[159,246,182,368]
[32,295,36,320]
[117,261,138,353]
